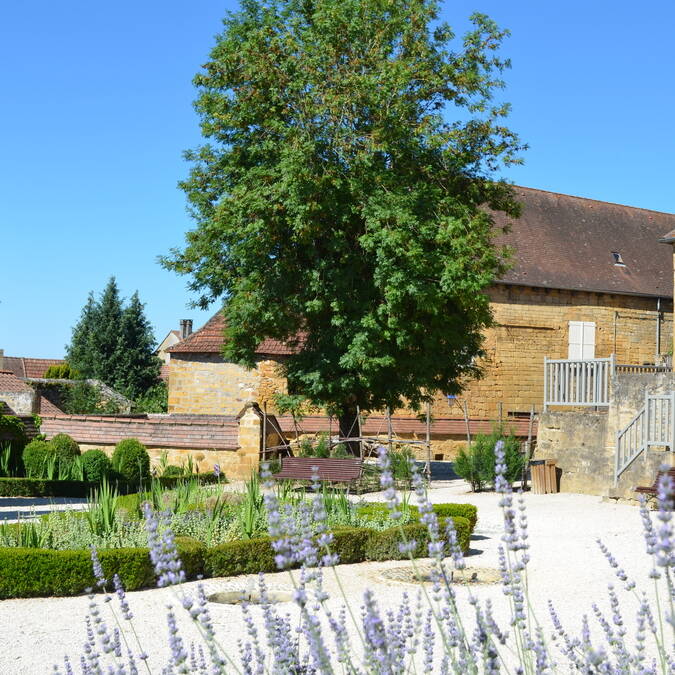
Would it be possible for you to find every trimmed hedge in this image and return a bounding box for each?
[0,473,221,498]
[81,449,112,483]
[112,439,150,483]
[0,538,205,599]
[357,502,478,533]
[0,478,98,497]
[0,512,473,598]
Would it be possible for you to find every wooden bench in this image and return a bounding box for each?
[635,467,675,502]
[272,457,364,491]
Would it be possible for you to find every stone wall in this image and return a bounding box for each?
[167,285,672,424]
[535,372,675,498]
[429,285,672,421]
[168,354,287,415]
[40,408,265,480]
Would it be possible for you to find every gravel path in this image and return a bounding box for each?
[0,477,664,673]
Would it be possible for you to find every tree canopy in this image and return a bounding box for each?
[162,0,524,427]
[66,278,162,401]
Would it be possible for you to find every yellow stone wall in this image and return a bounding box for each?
[168,353,287,415]
[433,285,672,420]
[168,285,673,422]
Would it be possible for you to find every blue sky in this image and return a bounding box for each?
[2,1,674,359]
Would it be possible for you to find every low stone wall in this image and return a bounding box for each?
[39,407,265,480]
[536,372,675,498]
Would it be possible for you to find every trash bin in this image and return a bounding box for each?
[529,459,558,494]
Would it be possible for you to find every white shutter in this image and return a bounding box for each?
[568,321,595,359]
[568,322,583,359]
[582,322,595,359]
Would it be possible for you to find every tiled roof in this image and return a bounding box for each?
[39,397,63,415]
[169,186,675,357]
[2,357,65,379]
[496,187,675,298]
[0,370,33,393]
[276,415,536,437]
[168,313,300,355]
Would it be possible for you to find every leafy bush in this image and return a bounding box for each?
[0,538,204,598]
[0,415,27,475]
[0,478,96,498]
[454,426,525,491]
[357,502,478,533]
[162,465,184,478]
[204,537,276,577]
[49,433,81,466]
[112,438,150,484]
[81,449,112,482]
[61,381,122,415]
[44,363,80,379]
[330,527,374,563]
[390,447,415,480]
[133,382,168,414]
[22,440,53,478]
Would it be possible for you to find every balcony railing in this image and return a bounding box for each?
[543,356,615,411]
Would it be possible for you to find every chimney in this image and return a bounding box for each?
[179,319,193,340]
[0,349,4,371]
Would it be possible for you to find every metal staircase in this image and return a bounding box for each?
[615,392,674,484]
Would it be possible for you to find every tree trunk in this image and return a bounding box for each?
[338,406,360,456]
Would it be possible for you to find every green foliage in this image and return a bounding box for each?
[454,426,525,491]
[162,465,184,478]
[49,433,80,465]
[81,449,112,482]
[0,478,96,497]
[86,478,119,537]
[44,363,80,379]
[0,415,27,475]
[60,381,122,415]
[429,504,478,532]
[390,447,415,480]
[133,382,168,413]
[112,438,150,484]
[162,0,523,419]
[204,537,276,578]
[66,277,162,401]
[22,440,53,478]
[0,541,204,598]
[237,473,266,539]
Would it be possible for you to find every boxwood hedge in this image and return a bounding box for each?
[0,473,221,498]
[0,510,473,598]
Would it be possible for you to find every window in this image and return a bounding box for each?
[568,321,595,360]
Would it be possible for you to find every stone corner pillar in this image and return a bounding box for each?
[235,402,262,479]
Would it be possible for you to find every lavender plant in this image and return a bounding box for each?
[57,452,674,674]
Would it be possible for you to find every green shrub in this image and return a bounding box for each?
[390,447,415,480]
[0,538,206,598]
[22,440,53,478]
[49,434,81,466]
[0,478,96,498]
[0,415,27,475]
[204,537,276,577]
[81,449,112,482]
[432,504,477,532]
[454,425,525,491]
[112,438,150,484]
[44,363,80,379]
[330,527,373,563]
[162,465,184,478]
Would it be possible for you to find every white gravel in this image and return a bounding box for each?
[0,480,665,673]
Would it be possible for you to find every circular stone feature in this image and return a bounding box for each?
[378,565,500,586]
[208,590,293,605]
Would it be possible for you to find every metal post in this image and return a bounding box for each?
[425,401,431,481]
[543,357,548,412]
[262,401,268,463]
[386,407,393,456]
[463,400,471,448]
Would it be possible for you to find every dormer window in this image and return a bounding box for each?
[612,252,625,266]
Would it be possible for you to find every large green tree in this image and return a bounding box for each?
[66,278,162,401]
[163,0,524,436]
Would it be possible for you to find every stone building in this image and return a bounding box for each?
[167,186,675,425]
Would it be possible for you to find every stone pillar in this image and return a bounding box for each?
[235,403,262,479]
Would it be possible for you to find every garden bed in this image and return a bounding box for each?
[0,469,477,598]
